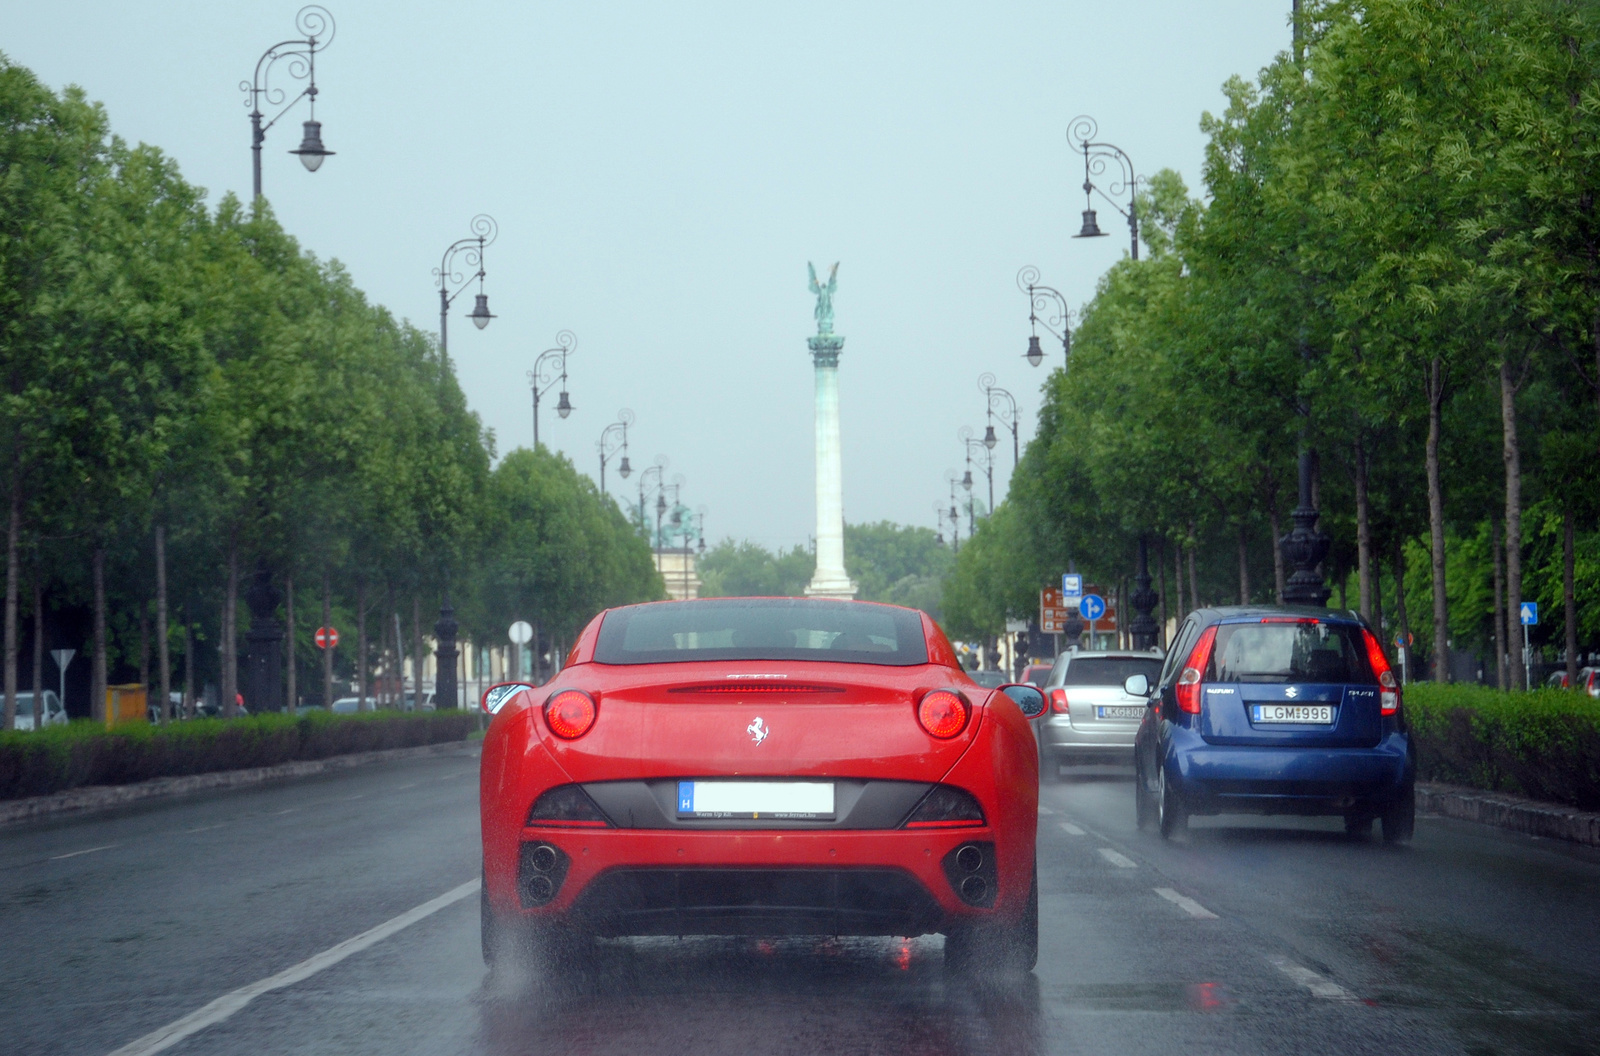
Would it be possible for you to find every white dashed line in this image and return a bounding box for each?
[1154,887,1219,919]
[266,808,298,817]
[1269,955,1356,1001]
[1037,805,1055,815]
[1097,848,1137,869]
[1059,821,1086,836]
[105,878,479,1056]
[391,783,418,791]
[50,844,118,861]
[182,824,226,835]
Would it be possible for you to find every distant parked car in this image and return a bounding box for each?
[329,697,370,714]
[1134,606,1415,843]
[1036,650,1164,780]
[402,690,436,712]
[1549,667,1600,696]
[968,670,1008,689]
[11,691,66,730]
[1022,664,1053,687]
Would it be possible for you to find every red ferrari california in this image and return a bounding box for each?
[479,597,1045,973]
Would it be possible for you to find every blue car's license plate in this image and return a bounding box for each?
[1251,704,1334,724]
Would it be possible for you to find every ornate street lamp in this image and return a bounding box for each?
[636,457,669,541]
[598,409,634,495]
[979,373,1021,470]
[242,5,335,200]
[433,214,497,359]
[527,330,576,448]
[1017,265,1071,369]
[1068,115,1142,260]
[961,427,995,516]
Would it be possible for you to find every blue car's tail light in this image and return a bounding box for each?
[1360,629,1401,715]
[1176,626,1218,714]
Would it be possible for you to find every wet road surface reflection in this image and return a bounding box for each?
[475,936,1044,1056]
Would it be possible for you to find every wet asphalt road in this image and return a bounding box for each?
[4,751,1600,1056]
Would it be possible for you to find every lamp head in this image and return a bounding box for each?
[983,424,998,450]
[618,455,632,479]
[556,391,573,418]
[961,469,973,491]
[468,293,494,330]
[656,493,667,515]
[1075,208,1107,239]
[1025,335,1044,367]
[289,120,333,171]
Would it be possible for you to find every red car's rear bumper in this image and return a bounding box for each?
[485,824,1025,937]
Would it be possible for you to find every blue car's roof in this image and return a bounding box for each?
[1191,605,1368,627]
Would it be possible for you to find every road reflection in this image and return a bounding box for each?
[475,935,1043,1056]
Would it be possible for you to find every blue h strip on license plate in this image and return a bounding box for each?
[677,782,694,813]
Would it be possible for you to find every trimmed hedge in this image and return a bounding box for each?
[0,711,475,801]
[1407,684,1600,811]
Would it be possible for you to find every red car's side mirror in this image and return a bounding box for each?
[481,682,535,715]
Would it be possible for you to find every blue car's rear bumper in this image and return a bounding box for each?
[1166,728,1413,817]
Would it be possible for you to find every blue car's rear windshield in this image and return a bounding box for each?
[1206,621,1376,684]
[594,599,929,666]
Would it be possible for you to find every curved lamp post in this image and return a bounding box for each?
[960,427,995,517]
[1017,265,1071,369]
[242,5,335,201]
[946,469,970,544]
[979,372,1020,471]
[636,457,669,541]
[433,214,497,359]
[932,500,950,548]
[527,330,576,448]
[1068,114,1143,261]
[598,409,634,495]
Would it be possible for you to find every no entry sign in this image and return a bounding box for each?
[314,626,340,650]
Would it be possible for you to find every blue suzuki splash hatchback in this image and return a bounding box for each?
[1132,607,1415,843]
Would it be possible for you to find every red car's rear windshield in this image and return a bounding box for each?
[1206,621,1376,685]
[594,599,929,666]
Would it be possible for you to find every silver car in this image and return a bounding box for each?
[1036,650,1163,779]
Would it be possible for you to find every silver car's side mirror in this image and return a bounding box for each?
[482,682,535,715]
[1123,673,1150,698]
[1000,684,1047,719]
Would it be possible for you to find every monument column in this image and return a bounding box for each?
[804,262,856,599]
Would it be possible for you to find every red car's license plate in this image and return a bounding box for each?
[676,781,835,819]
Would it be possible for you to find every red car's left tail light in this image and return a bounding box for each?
[917,689,969,738]
[544,689,598,738]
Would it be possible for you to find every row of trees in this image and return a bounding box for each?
[944,0,1600,686]
[0,57,661,727]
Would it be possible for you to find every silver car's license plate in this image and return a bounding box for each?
[1251,704,1334,724]
[1096,706,1144,719]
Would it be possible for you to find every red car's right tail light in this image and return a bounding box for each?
[1175,625,1219,714]
[917,689,970,738]
[544,689,598,739]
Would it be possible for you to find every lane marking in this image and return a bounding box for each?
[50,844,118,861]
[106,878,479,1056]
[1154,887,1219,919]
[182,825,226,834]
[266,808,299,817]
[344,794,366,801]
[1268,955,1356,1001]
[391,783,418,791]
[1097,848,1137,869]
[1036,805,1055,815]
[1059,821,1086,836]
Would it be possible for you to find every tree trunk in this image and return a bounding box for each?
[138,612,150,708]
[1392,537,1410,681]
[1269,504,1286,604]
[356,580,368,710]
[1174,538,1185,617]
[378,598,390,708]
[183,618,195,719]
[4,481,19,730]
[1187,523,1199,610]
[284,573,296,710]
[1500,359,1525,689]
[1355,434,1372,621]
[1237,522,1250,604]
[412,595,425,709]
[155,525,170,722]
[31,577,43,723]
[92,546,108,722]
[1492,517,1507,691]
[1426,358,1450,683]
[222,543,238,718]
[1158,538,1169,647]
[1565,510,1578,688]
[321,570,334,711]
[1371,556,1384,640]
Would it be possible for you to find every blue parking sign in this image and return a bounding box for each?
[1062,573,1083,597]
[1520,602,1538,626]
[1078,594,1106,621]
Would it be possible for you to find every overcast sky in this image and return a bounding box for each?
[6,1,1290,551]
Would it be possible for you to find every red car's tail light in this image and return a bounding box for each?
[1175,625,1219,715]
[544,690,597,739]
[526,784,611,827]
[1360,629,1401,715]
[1049,688,1069,713]
[903,784,985,828]
[918,689,969,738]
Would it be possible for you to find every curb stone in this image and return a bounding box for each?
[0,740,479,827]
[1417,782,1600,848]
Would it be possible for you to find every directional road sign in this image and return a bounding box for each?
[1520,602,1538,626]
[509,620,534,645]
[1393,631,1413,649]
[1078,594,1107,621]
[1062,574,1083,598]
[314,626,340,650]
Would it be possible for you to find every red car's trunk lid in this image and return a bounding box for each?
[536,668,979,781]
